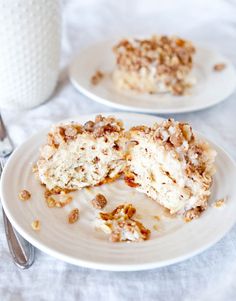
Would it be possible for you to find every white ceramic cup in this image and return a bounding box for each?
[0,0,61,109]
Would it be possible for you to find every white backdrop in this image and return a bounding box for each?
[0,0,236,300]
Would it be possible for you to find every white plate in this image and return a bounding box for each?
[69,40,236,114]
[1,113,236,271]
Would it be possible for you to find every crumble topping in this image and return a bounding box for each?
[113,35,196,95]
[19,190,31,201]
[31,220,40,231]
[96,204,150,242]
[68,208,80,224]
[184,206,205,222]
[213,63,226,72]
[91,193,107,209]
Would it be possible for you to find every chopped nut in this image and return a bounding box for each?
[110,232,120,242]
[170,134,183,147]
[84,120,95,132]
[32,164,38,173]
[45,189,73,208]
[19,190,31,201]
[213,63,226,71]
[98,204,150,242]
[68,208,79,224]
[184,206,204,222]
[46,196,56,208]
[213,198,226,208]
[91,193,107,209]
[124,172,139,188]
[153,224,159,231]
[153,215,160,221]
[31,220,40,231]
[91,70,104,85]
[64,126,78,138]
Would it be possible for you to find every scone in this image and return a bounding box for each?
[113,35,196,95]
[37,115,126,192]
[125,119,216,219]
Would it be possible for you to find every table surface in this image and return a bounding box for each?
[1,0,236,300]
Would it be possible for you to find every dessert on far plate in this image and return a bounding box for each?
[37,115,126,192]
[112,35,196,95]
[125,119,216,220]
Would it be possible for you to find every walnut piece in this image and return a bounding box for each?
[31,220,40,231]
[91,193,107,209]
[68,208,79,224]
[213,63,226,72]
[213,198,226,208]
[19,190,31,201]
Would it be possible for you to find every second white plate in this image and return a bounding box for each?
[69,40,236,114]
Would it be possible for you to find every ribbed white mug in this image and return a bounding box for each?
[0,0,61,109]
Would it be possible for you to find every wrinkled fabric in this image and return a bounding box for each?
[0,0,236,300]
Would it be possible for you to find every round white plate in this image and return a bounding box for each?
[69,40,236,114]
[1,113,236,271]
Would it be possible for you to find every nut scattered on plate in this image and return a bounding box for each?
[213,63,226,72]
[45,190,73,208]
[213,198,227,208]
[91,193,107,209]
[31,220,40,231]
[153,224,159,231]
[153,215,160,221]
[96,204,150,242]
[19,189,31,201]
[68,208,79,224]
[91,70,104,85]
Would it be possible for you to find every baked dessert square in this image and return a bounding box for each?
[37,115,126,192]
[113,35,196,95]
[125,119,216,219]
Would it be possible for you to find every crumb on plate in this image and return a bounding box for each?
[19,189,31,201]
[96,203,150,242]
[31,220,40,231]
[91,70,104,85]
[213,198,227,208]
[68,208,79,224]
[91,193,107,209]
[213,63,226,71]
[153,224,159,231]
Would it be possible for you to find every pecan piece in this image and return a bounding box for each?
[213,63,226,71]
[92,194,107,209]
[68,208,79,224]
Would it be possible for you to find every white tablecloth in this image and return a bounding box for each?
[1,0,236,300]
